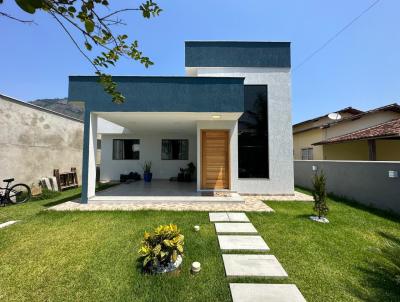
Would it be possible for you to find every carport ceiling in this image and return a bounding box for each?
[96,112,241,134]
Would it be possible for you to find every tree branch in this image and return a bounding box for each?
[100,8,140,21]
[50,12,98,71]
[0,11,36,24]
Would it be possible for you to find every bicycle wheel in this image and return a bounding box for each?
[7,184,31,204]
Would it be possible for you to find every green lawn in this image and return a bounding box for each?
[0,188,399,301]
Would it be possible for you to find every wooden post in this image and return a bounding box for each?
[53,169,61,191]
[71,167,78,186]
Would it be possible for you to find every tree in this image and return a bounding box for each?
[0,0,162,103]
[312,170,329,218]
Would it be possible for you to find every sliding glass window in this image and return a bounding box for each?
[162,139,189,160]
[113,139,140,160]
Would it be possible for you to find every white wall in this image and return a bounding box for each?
[191,67,294,195]
[196,120,238,191]
[100,131,196,181]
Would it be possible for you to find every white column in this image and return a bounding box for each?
[86,112,98,199]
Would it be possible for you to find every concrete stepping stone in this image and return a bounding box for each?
[209,212,229,222]
[0,220,18,229]
[218,235,269,251]
[227,212,249,222]
[230,283,306,302]
[215,223,258,234]
[222,254,288,278]
[209,212,249,222]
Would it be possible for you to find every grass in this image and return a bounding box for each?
[0,187,399,301]
[0,182,114,224]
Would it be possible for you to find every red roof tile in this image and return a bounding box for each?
[313,118,400,145]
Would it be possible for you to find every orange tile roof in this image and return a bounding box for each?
[313,118,400,145]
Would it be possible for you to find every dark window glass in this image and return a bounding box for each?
[97,139,101,150]
[112,139,140,160]
[161,139,189,160]
[238,85,269,178]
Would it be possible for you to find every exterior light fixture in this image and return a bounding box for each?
[191,261,201,273]
[212,115,221,119]
[388,170,399,178]
[312,165,318,171]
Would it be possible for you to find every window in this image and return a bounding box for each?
[301,148,313,160]
[112,139,140,160]
[238,85,269,178]
[162,139,189,160]
[97,139,101,150]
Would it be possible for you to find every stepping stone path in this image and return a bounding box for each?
[215,222,258,234]
[209,212,306,302]
[209,212,250,222]
[0,220,18,229]
[218,235,269,251]
[222,254,288,278]
[230,284,306,302]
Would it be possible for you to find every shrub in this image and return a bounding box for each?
[138,224,184,272]
[312,170,329,218]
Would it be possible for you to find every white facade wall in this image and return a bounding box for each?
[100,131,196,181]
[191,67,294,195]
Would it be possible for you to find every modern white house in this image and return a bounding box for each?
[68,41,294,203]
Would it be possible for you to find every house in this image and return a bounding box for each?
[68,41,294,203]
[0,94,84,186]
[293,103,400,161]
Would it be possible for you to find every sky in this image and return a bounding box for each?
[0,0,399,123]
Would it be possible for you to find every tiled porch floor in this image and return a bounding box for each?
[96,180,200,197]
[48,180,313,212]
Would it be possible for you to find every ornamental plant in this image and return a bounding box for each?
[312,170,329,218]
[142,161,152,173]
[138,224,184,272]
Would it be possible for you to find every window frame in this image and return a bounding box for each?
[301,148,313,160]
[161,139,189,160]
[112,139,140,160]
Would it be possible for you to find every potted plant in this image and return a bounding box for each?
[138,224,184,274]
[178,162,196,182]
[142,161,152,183]
[184,162,196,182]
[310,170,329,223]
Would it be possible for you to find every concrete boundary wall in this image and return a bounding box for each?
[294,160,400,214]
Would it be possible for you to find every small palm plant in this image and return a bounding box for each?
[138,224,184,273]
[142,161,153,182]
[312,170,329,218]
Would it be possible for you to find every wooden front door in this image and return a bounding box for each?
[201,130,230,189]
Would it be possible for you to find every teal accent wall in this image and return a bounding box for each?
[185,41,291,68]
[69,76,244,112]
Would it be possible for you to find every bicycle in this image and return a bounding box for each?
[0,178,31,206]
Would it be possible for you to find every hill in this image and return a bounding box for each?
[30,98,84,120]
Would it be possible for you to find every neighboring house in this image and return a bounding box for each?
[68,41,294,203]
[0,94,84,186]
[293,103,400,161]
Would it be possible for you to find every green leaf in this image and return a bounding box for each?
[84,19,95,33]
[143,255,151,267]
[15,0,36,14]
[68,6,76,13]
[84,42,92,51]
